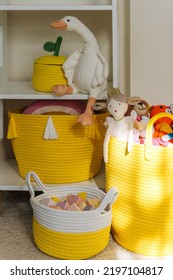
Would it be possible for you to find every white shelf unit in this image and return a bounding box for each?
[0,0,118,191]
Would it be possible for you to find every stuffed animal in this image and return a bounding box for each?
[103,88,135,163]
[126,96,150,119]
[125,96,150,142]
[150,105,173,143]
[93,102,107,114]
[50,16,108,126]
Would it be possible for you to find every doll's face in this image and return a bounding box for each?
[107,98,128,120]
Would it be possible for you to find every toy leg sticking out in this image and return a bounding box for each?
[50,16,108,126]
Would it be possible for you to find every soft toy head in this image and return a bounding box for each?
[50,16,87,33]
[126,96,150,117]
[150,105,172,126]
[107,88,128,120]
[134,100,149,116]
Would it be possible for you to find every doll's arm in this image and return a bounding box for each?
[103,134,110,163]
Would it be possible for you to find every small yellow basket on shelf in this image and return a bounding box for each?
[106,113,173,256]
[26,171,118,260]
[32,36,67,92]
[32,56,67,92]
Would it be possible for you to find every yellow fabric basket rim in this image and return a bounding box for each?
[8,108,108,120]
[34,55,66,65]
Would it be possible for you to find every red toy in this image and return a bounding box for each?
[150,105,173,142]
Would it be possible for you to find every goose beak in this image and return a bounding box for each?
[50,20,67,30]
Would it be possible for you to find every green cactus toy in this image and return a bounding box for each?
[43,36,62,56]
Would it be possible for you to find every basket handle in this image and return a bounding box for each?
[94,187,118,214]
[145,112,173,161]
[26,171,50,197]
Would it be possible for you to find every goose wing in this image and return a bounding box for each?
[62,49,82,84]
[92,51,108,88]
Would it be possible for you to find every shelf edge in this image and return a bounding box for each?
[0,5,112,11]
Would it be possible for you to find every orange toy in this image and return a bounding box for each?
[150,105,173,141]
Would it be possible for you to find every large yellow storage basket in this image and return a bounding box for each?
[106,113,173,256]
[8,109,107,184]
[32,56,67,92]
[26,171,118,260]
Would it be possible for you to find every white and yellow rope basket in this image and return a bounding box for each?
[26,171,118,260]
[106,113,173,256]
[7,109,107,184]
[32,55,67,92]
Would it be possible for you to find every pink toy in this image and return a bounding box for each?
[56,201,70,210]
[67,194,83,205]
[22,100,87,115]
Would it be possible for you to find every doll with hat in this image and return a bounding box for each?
[103,87,135,163]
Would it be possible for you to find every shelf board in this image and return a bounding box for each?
[0,5,112,11]
[0,81,108,100]
[0,158,104,191]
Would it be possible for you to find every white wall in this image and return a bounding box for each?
[118,0,130,95]
[130,0,173,105]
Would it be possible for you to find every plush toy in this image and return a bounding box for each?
[22,100,87,115]
[103,88,135,163]
[93,102,107,114]
[150,105,173,143]
[124,96,150,142]
[50,16,108,126]
[126,96,150,119]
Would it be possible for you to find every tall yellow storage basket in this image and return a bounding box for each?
[8,109,107,184]
[106,113,173,256]
[26,171,118,260]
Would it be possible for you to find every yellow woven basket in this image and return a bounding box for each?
[32,55,67,92]
[105,112,173,256]
[26,171,118,259]
[7,109,107,184]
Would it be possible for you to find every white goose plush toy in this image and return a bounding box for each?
[50,16,108,126]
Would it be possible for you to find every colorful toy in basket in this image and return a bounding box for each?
[126,96,150,118]
[150,105,173,145]
[32,36,67,92]
[50,16,108,126]
[26,171,118,260]
[39,192,101,211]
[103,88,135,163]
